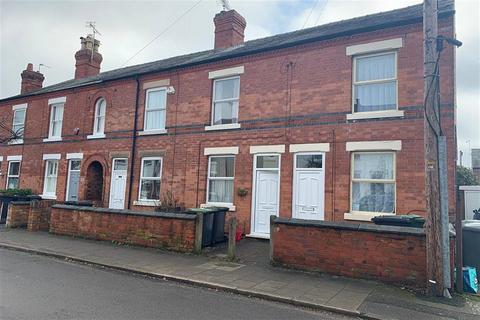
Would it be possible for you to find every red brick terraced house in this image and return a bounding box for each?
[0,1,457,238]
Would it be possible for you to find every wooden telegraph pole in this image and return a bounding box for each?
[423,0,444,296]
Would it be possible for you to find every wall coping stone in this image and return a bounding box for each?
[10,201,31,205]
[52,204,197,220]
[273,217,427,236]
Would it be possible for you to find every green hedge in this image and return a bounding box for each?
[0,188,33,197]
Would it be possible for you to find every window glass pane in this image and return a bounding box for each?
[354,81,396,112]
[140,180,160,200]
[214,78,239,100]
[53,104,64,121]
[52,121,62,137]
[7,177,19,189]
[47,161,58,176]
[296,154,323,168]
[356,53,395,82]
[256,155,279,169]
[13,109,26,124]
[95,115,105,133]
[13,124,24,137]
[114,159,128,171]
[96,99,106,117]
[145,109,165,130]
[70,160,81,171]
[213,101,238,125]
[352,182,395,213]
[147,90,166,110]
[353,153,394,180]
[142,159,161,178]
[9,162,20,175]
[209,157,234,178]
[208,180,234,203]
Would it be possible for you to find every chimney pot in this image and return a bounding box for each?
[213,10,246,50]
[74,35,103,79]
[20,63,44,94]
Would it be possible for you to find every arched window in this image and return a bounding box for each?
[93,98,106,136]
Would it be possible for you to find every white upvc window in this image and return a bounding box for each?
[12,107,26,142]
[211,76,240,126]
[207,156,235,205]
[48,103,64,139]
[144,88,167,132]
[42,160,59,198]
[93,98,106,136]
[139,157,162,201]
[6,161,21,189]
[352,52,397,113]
[350,152,396,214]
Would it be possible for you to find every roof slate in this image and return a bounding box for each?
[1,0,454,102]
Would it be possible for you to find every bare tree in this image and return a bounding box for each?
[0,116,22,144]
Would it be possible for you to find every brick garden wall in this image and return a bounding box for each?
[271,217,430,288]
[27,200,56,232]
[6,202,31,228]
[49,205,197,252]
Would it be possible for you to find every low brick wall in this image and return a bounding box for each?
[50,205,198,253]
[28,200,56,232]
[6,201,31,228]
[271,217,432,288]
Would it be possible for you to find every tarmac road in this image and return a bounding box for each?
[0,248,357,320]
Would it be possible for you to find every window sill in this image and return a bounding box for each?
[133,200,159,207]
[87,133,106,140]
[344,212,395,222]
[139,129,168,136]
[40,194,57,200]
[205,123,241,131]
[346,110,404,120]
[8,139,24,145]
[201,203,236,211]
[43,137,62,143]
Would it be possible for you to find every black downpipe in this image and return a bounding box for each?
[127,76,141,209]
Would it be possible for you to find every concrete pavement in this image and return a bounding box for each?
[0,228,478,319]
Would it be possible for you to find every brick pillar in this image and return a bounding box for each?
[28,200,55,232]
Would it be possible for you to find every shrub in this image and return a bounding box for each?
[155,190,185,213]
[0,188,33,197]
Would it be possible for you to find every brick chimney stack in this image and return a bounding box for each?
[20,63,44,94]
[74,35,103,79]
[213,10,246,50]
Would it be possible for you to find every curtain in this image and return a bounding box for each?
[146,109,165,130]
[208,180,234,203]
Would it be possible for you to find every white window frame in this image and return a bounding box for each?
[88,98,106,139]
[209,76,240,128]
[350,51,402,119]
[143,87,167,134]
[348,151,396,220]
[6,160,21,189]
[10,104,27,144]
[138,157,163,202]
[42,159,59,199]
[44,102,64,142]
[206,155,235,207]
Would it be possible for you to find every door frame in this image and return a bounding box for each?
[109,157,128,209]
[250,153,281,238]
[292,152,325,220]
[65,158,81,202]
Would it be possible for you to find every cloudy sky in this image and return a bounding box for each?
[1,0,479,166]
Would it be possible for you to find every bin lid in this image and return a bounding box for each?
[187,208,217,213]
[207,206,230,212]
[463,220,480,233]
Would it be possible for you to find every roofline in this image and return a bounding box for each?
[0,8,455,104]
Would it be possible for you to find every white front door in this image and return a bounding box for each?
[293,153,325,220]
[252,154,280,237]
[109,158,128,209]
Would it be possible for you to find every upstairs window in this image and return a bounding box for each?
[48,103,64,139]
[207,156,235,204]
[6,161,20,189]
[212,77,240,125]
[353,52,397,113]
[12,107,26,141]
[93,98,106,135]
[139,157,162,201]
[144,88,167,131]
[351,152,395,214]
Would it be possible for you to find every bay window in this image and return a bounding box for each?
[351,152,395,214]
[353,52,397,113]
[207,156,235,204]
